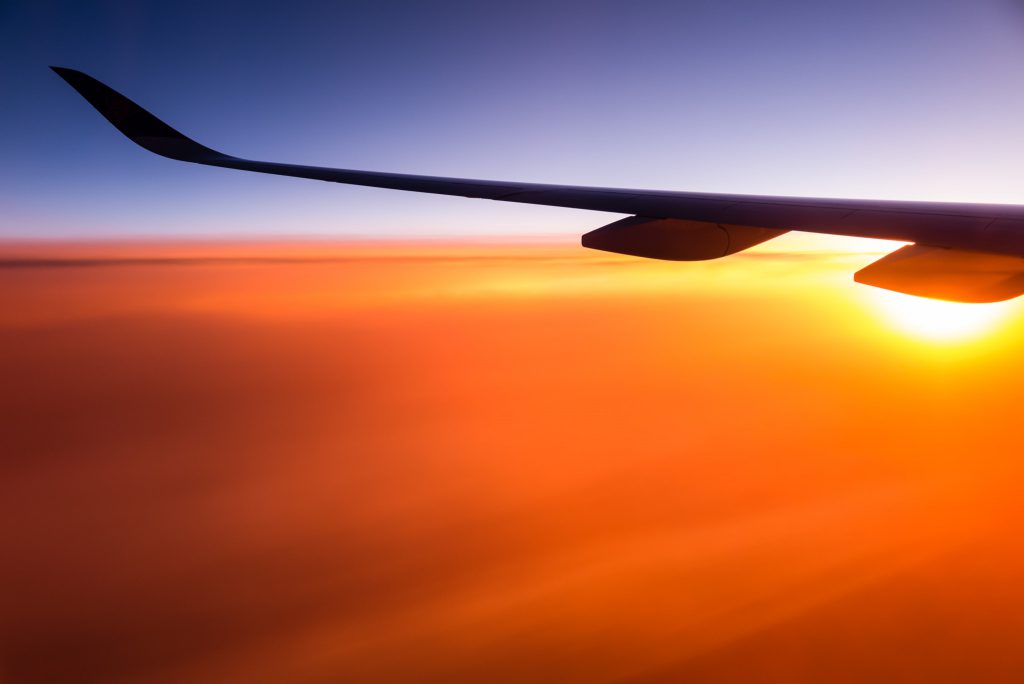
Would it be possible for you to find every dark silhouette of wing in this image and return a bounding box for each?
[52,66,1024,301]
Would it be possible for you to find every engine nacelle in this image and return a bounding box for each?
[581,216,787,261]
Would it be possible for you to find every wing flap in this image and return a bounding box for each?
[854,245,1024,303]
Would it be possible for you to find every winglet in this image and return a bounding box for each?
[50,66,227,163]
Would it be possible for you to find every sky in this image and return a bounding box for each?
[10,3,1024,682]
[6,0,1024,238]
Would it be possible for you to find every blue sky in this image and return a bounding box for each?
[5,0,1024,238]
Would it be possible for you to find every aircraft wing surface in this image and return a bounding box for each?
[52,66,1024,302]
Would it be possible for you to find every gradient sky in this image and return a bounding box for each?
[7,0,1024,238]
[12,5,1024,680]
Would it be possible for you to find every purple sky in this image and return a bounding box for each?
[5,0,1024,238]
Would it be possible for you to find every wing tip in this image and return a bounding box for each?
[51,66,224,162]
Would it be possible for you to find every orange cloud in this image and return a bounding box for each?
[2,238,1023,682]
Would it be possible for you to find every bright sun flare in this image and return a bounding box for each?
[868,289,1017,341]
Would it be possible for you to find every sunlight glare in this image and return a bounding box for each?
[867,288,1017,342]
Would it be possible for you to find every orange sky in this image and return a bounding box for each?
[4,236,1024,683]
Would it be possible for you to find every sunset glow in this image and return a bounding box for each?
[11,0,1024,680]
[865,288,1021,342]
[5,239,1024,682]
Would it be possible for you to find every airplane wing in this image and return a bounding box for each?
[52,66,1024,302]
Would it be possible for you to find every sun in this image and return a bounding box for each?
[866,288,1018,342]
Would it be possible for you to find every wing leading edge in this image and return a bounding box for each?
[52,66,1024,302]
